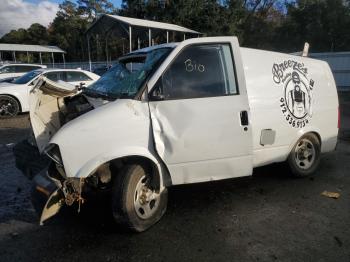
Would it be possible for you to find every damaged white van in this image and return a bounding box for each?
[19,37,338,232]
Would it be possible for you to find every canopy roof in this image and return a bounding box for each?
[0,44,65,53]
[86,14,201,37]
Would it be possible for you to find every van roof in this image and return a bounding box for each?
[129,43,179,55]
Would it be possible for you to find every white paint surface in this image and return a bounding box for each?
[29,36,338,187]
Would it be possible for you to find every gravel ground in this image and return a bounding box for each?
[0,93,349,262]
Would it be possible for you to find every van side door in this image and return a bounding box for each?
[148,37,253,185]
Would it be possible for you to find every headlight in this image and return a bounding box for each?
[44,144,63,166]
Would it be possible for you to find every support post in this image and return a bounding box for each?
[87,35,92,72]
[27,51,29,63]
[51,52,54,68]
[138,37,140,50]
[105,37,108,66]
[39,52,42,64]
[184,33,186,40]
[166,31,169,43]
[129,25,132,52]
[13,51,16,62]
[149,28,152,47]
[62,53,66,68]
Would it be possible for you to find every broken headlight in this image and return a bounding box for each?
[44,144,63,166]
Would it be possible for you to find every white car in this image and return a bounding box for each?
[21,37,338,231]
[0,63,47,80]
[0,69,99,117]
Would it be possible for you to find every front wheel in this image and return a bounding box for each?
[111,164,168,232]
[287,133,321,177]
[0,95,20,118]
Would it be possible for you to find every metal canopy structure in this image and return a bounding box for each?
[85,14,202,71]
[0,43,66,65]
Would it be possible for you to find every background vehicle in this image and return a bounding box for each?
[92,65,111,76]
[0,76,18,83]
[0,64,46,80]
[0,68,99,117]
[17,37,338,232]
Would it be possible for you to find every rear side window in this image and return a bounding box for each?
[15,65,42,73]
[154,44,238,100]
[45,72,62,82]
[65,71,92,82]
[0,66,15,74]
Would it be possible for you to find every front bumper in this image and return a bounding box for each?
[31,168,65,225]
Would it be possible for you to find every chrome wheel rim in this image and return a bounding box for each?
[134,175,159,219]
[0,98,17,117]
[294,138,316,170]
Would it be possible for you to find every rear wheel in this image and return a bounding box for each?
[111,164,168,232]
[287,133,321,177]
[0,95,20,118]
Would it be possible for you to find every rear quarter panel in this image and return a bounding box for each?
[241,48,338,167]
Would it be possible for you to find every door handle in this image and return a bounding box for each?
[240,110,249,126]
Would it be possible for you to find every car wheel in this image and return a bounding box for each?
[111,164,168,232]
[0,95,20,118]
[287,133,321,177]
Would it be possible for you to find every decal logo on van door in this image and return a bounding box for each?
[272,60,315,128]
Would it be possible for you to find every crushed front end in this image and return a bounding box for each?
[31,161,85,225]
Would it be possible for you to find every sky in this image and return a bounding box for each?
[0,0,122,37]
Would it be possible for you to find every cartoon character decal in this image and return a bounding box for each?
[272,60,315,128]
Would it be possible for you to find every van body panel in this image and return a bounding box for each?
[241,48,338,167]
[28,37,338,184]
[49,99,155,178]
[148,37,253,184]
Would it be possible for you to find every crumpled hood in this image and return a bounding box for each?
[29,77,81,152]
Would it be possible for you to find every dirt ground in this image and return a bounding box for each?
[0,93,349,262]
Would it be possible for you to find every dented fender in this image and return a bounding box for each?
[73,146,168,189]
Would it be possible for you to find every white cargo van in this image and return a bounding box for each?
[24,37,338,232]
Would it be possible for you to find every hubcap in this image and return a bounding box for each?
[0,98,17,117]
[294,138,316,170]
[134,175,159,219]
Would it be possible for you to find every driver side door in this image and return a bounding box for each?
[148,38,253,185]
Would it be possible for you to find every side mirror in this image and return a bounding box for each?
[77,82,86,91]
[149,85,165,101]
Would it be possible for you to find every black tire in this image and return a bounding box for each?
[0,95,20,118]
[111,164,168,232]
[287,133,321,177]
[13,140,50,180]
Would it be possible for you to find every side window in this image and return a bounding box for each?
[66,71,92,82]
[153,44,238,100]
[24,66,42,72]
[45,72,60,82]
[0,66,15,74]
[15,66,31,73]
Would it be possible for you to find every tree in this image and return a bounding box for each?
[77,0,115,20]
[49,0,90,61]
[1,0,350,62]
[276,0,350,52]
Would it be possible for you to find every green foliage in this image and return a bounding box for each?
[1,0,350,62]
[77,0,116,20]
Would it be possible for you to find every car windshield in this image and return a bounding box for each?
[13,70,42,84]
[84,48,172,99]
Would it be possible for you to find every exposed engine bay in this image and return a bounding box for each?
[60,94,94,124]
[29,77,109,152]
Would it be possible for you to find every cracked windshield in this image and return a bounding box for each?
[84,48,172,99]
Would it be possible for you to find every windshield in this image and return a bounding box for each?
[84,48,172,99]
[14,70,42,84]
